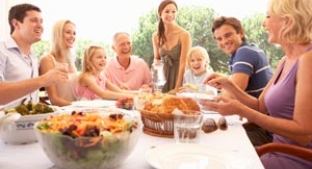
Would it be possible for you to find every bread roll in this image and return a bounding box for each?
[218,116,228,130]
[202,118,218,133]
[143,96,200,114]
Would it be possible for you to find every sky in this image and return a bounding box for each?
[3,0,269,43]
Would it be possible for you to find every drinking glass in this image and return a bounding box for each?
[173,110,203,144]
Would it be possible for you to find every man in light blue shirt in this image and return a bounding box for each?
[0,3,68,108]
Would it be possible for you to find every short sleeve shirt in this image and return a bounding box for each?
[183,69,212,85]
[228,42,273,98]
[0,37,39,108]
[104,56,151,90]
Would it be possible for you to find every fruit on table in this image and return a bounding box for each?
[116,97,134,110]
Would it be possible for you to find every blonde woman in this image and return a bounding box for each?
[39,19,78,106]
[152,0,192,93]
[76,45,136,100]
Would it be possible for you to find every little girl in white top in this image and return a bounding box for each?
[179,46,214,92]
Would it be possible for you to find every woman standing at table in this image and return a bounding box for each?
[152,0,192,93]
[39,19,78,106]
[202,0,312,168]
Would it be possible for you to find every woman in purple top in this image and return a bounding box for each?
[201,0,312,168]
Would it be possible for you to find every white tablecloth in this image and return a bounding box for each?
[0,110,264,169]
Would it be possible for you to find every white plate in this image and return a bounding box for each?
[71,100,115,108]
[202,110,218,114]
[146,143,252,169]
[177,92,215,101]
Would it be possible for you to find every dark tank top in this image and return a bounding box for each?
[159,43,181,93]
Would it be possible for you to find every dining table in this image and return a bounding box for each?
[0,100,265,169]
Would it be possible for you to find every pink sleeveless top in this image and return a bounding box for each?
[76,75,106,100]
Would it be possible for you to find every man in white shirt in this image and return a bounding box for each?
[0,3,68,108]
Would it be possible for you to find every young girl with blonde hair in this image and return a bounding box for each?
[76,45,136,100]
[179,46,213,92]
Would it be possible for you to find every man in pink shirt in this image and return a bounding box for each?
[105,32,151,90]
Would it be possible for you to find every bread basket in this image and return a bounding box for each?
[138,96,200,138]
[139,109,174,138]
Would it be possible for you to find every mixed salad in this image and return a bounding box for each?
[35,111,140,169]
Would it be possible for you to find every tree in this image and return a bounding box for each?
[177,6,229,74]
[32,39,114,71]
[33,6,283,73]
[242,13,284,68]
[132,6,283,73]
[32,40,49,58]
[131,9,158,68]
[132,6,230,73]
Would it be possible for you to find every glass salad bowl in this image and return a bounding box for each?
[34,110,141,169]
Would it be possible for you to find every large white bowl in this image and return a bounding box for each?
[35,111,142,169]
[0,112,55,144]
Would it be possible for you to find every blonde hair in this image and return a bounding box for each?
[268,0,312,43]
[78,45,106,85]
[81,45,105,73]
[186,46,210,69]
[50,20,75,62]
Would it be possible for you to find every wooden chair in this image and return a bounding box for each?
[256,142,312,161]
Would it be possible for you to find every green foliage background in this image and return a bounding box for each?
[33,6,284,73]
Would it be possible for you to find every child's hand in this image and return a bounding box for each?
[167,88,178,94]
[119,84,130,90]
[140,85,152,93]
[178,87,187,92]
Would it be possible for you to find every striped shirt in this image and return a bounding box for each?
[228,42,273,98]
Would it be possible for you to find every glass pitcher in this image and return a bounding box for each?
[151,60,166,92]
